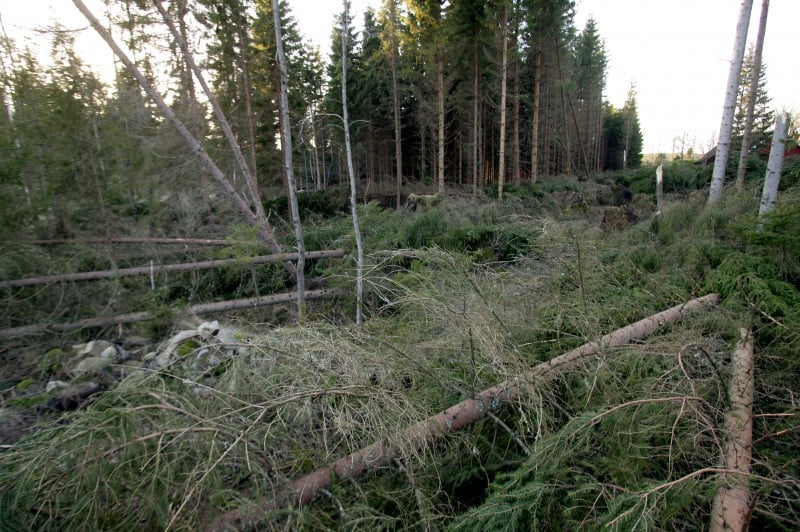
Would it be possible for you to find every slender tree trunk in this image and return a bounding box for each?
[238,21,259,187]
[736,0,770,189]
[531,41,542,182]
[341,1,364,325]
[388,0,403,209]
[708,0,754,205]
[272,0,306,316]
[472,46,480,195]
[497,3,509,200]
[511,31,521,184]
[758,113,788,217]
[437,53,445,194]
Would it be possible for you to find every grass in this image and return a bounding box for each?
[2,169,799,529]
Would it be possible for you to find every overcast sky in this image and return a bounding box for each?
[1,0,798,155]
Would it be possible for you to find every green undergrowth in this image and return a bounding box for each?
[2,179,800,529]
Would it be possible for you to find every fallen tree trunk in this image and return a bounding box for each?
[0,250,344,289]
[12,237,237,246]
[206,293,721,531]
[710,327,755,532]
[0,288,339,338]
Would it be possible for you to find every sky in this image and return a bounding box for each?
[1,0,798,155]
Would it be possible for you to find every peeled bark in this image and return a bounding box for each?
[710,328,754,532]
[708,0,754,205]
[206,294,720,531]
[758,113,788,217]
[735,0,770,189]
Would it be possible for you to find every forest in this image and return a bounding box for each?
[0,0,799,530]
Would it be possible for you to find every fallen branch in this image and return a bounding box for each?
[0,289,339,338]
[206,293,720,531]
[8,237,238,246]
[710,327,755,532]
[0,250,344,289]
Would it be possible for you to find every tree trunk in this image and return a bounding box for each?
[736,0,770,189]
[272,0,306,317]
[656,164,664,215]
[497,3,509,200]
[389,0,403,210]
[531,41,541,182]
[511,37,521,184]
[710,328,754,532]
[758,113,788,217]
[206,294,721,531]
[0,289,339,339]
[437,52,445,195]
[708,0,754,205]
[341,1,364,325]
[472,46,480,195]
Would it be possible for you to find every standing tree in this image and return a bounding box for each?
[497,0,509,199]
[272,0,306,316]
[735,0,772,188]
[386,0,404,208]
[708,0,754,206]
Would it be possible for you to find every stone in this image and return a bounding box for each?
[70,356,114,378]
[45,380,69,393]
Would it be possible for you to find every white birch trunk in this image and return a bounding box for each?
[656,164,664,215]
[272,0,306,317]
[342,1,364,325]
[758,113,788,217]
[707,0,754,205]
[736,0,770,189]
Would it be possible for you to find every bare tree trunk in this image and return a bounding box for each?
[736,0,770,189]
[388,0,402,209]
[656,164,664,215]
[511,32,521,184]
[206,294,721,531]
[497,3,509,200]
[272,0,306,317]
[437,52,445,195]
[758,113,788,217]
[708,0,754,205]
[710,328,754,532]
[341,1,364,325]
[531,41,541,183]
[472,47,480,195]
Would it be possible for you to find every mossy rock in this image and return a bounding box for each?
[36,348,72,376]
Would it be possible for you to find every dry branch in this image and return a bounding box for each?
[206,293,720,531]
[710,327,755,532]
[0,250,344,289]
[0,289,339,338]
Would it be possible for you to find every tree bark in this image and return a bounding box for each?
[206,294,720,531]
[0,289,338,339]
[0,250,344,289]
[708,0,754,205]
[389,0,403,210]
[472,46,480,195]
[437,50,446,195]
[656,164,664,215]
[758,113,788,217]
[531,41,542,183]
[497,3,509,200]
[735,0,770,189]
[341,1,364,325]
[710,328,754,532]
[272,0,306,318]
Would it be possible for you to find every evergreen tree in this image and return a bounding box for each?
[733,44,773,148]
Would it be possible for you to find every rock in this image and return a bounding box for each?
[45,380,70,393]
[36,348,71,376]
[198,320,220,339]
[70,356,114,378]
[46,382,105,411]
[154,330,201,368]
[73,340,117,358]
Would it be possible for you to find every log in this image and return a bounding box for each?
[206,293,721,531]
[10,237,236,246]
[0,250,344,289]
[0,289,339,338]
[710,327,755,532]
